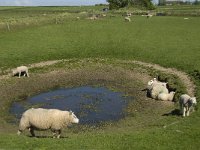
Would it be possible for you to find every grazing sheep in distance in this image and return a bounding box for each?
[124,17,131,22]
[179,94,197,117]
[158,91,176,101]
[147,14,153,18]
[17,108,79,138]
[12,66,29,78]
[126,12,132,17]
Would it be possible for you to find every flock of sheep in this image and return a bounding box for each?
[124,12,153,22]
[12,64,197,138]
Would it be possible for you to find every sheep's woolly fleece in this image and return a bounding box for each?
[0,59,196,96]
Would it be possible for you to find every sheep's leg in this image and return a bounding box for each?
[56,130,61,139]
[186,108,190,116]
[51,129,57,138]
[26,71,30,77]
[29,127,35,137]
[183,107,186,117]
[18,71,21,78]
[180,105,183,115]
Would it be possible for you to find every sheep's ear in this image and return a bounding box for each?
[69,111,72,115]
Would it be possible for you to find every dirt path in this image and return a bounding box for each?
[0,59,196,96]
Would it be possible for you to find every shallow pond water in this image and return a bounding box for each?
[10,86,131,124]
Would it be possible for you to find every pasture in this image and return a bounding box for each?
[0,6,200,149]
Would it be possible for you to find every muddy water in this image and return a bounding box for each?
[10,86,131,124]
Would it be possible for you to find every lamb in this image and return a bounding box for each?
[124,17,131,22]
[17,108,79,138]
[179,94,197,117]
[158,91,175,101]
[12,66,29,78]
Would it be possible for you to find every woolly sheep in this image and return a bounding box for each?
[17,108,79,138]
[124,17,131,22]
[179,94,197,117]
[150,84,169,99]
[152,78,168,87]
[158,91,175,101]
[12,66,29,78]
[147,78,167,91]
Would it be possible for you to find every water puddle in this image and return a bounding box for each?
[10,86,131,124]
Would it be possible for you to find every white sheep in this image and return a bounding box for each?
[147,78,167,91]
[124,17,131,22]
[152,78,168,87]
[12,66,29,78]
[158,91,175,101]
[150,84,169,99]
[179,94,197,117]
[147,14,153,18]
[17,108,79,138]
[126,13,132,17]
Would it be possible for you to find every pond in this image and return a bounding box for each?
[10,86,132,125]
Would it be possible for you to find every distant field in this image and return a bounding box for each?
[0,6,200,149]
[156,5,200,16]
[0,12,200,72]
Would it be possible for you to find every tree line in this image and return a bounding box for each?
[106,0,155,10]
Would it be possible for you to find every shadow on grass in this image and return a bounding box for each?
[162,109,181,116]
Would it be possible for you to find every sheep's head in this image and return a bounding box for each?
[12,69,17,76]
[190,97,197,105]
[69,111,79,124]
[170,91,176,95]
[147,80,154,86]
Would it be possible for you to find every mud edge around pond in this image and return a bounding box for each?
[0,58,193,133]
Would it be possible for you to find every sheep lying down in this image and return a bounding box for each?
[17,108,79,138]
[158,91,175,101]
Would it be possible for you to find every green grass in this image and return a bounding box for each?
[0,15,200,72]
[0,122,200,149]
[0,6,200,149]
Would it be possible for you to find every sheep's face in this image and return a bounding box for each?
[147,80,154,86]
[170,91,176,95]
[191,97,197,105]
[69,111,79,124]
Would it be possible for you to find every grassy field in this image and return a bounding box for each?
[0,6,200,149]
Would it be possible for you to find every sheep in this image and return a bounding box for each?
[124,17,131,22]
[17,108,79,138]
[147,14,153,18]
[12,66,29,78]
[147,78,167,91]
[150,84,169,99]
[152,78,168,87]
[158,91,176,101]
[179,94,197,117]
[126,13,132,17]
